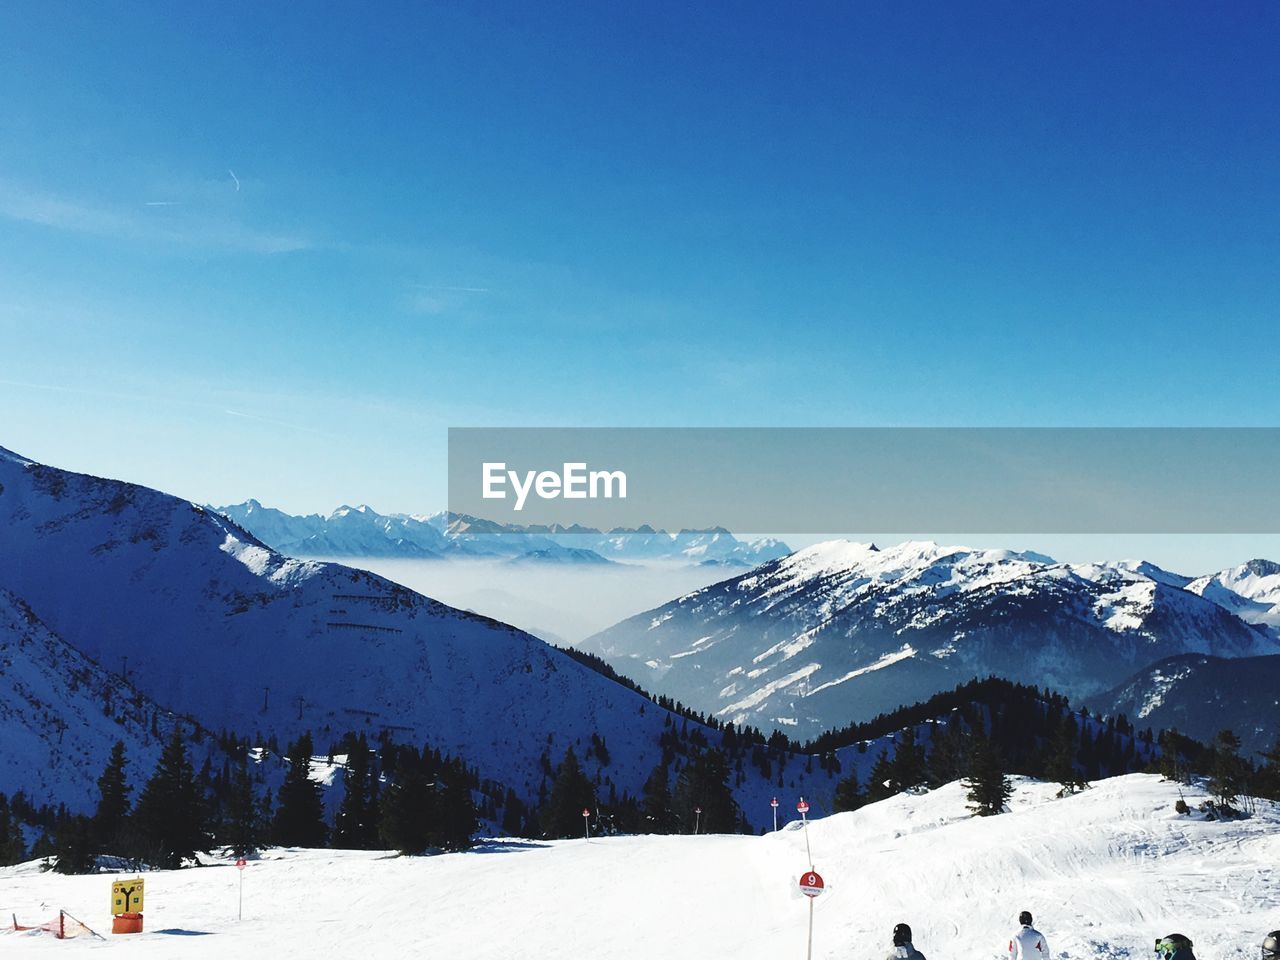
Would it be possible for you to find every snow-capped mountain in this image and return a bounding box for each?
[1186,559,1280,638]
[580,540,1278,739]
[1091,652,1280,756]
[211,501,790,566]
[0,446,807,821]
[0,587,207,809]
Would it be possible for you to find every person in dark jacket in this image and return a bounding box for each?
[1262,931,1279,960]
[1155,934,1196,960]
[887,922,927,960]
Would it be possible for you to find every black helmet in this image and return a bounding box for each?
[1156,934,1194,960]
[1020,911,1033,927]
[893,923,912,947]
[1262,932,1279,959]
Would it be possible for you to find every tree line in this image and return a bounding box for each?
[10,728,481,874]
[8,676,1279,872]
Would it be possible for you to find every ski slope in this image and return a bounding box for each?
[3,775,1277,959]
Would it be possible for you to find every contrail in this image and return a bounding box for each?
[145,201,181,206]
[228,169,240,192]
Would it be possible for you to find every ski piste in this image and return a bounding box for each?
[3,775,1277,959]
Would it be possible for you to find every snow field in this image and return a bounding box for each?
[2,775,1277,960]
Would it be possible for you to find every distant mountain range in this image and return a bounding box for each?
[580,540,1280,740]
[210,499,790,567]
[0,446,818,822]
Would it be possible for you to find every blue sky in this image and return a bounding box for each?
[1,2,1277,566]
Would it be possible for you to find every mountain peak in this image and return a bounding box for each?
[1243,559,1280,578]
[0,445,33,467]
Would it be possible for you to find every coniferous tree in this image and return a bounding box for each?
[0,794,27,866]
[31,832,56,861]
[435,759,477,852]
[640,763,676,834]
[376,752,478,855]
[1157,727,1187,783]
[52,814,97,874]
[888,727,927,793]
[273,734,328,848]
[1207,729,1245,810]
[379,757,435,855]
[964,735,1012,817]
[334,743,379,849]
[1255,739,1280,801]
[865,749,895,802]
[133,729,212,868]
[540,747,596,839]
[673,749,737,834]
[219,758,267,856]
[500,788,526,836]
[1048,720,1088,797]
[93,740,132,854]
[927,722,968,787]
[833,768,865,813]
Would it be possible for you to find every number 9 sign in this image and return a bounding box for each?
[799,871,825,897]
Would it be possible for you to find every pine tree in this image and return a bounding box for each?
[334,743,379,849]
[1255,739,1280,801]
[833,768,865,813]
[964,735,1012,817]
[1207,729,1245,811]
[434,759,477,852]
[888,727,927,793]
[500,788,526,836]
[927,722,967,787]
[865,749,895,802]
[133,729,212,868]
[52,814,97,874]
[93,740,131,853]
[672,749,737,834]
[273,734,328,848]
[640,763,675,834]
[0,793,27,866]
[540,747,596,839]
[1048,720,1087,797]
[1157,727,1187,783]
[219,758,266,856]
[379,758,436,855]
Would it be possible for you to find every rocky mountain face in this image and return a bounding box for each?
[581,540,1278,739]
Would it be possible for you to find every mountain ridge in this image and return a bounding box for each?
[580,539,1279,739]
[210,499,790,566]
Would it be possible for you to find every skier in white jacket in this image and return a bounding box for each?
[1009,911,1051,960]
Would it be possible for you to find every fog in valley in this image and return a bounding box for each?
[309,557,735,646]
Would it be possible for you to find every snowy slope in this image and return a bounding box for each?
[1187,560,1280,638]
[0,588,207,810]
[1092,653,1280,756]
[0,446,822,822]
[212,501,790,566]
[582,540,1277,738]
[2,775,1275,960]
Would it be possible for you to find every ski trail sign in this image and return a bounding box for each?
[111,878,144,914]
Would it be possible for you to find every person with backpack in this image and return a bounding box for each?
[1261,931,1279,960]
[1009,911,1051,960]
[1154,933,1196,960]
[887,922,927,960]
